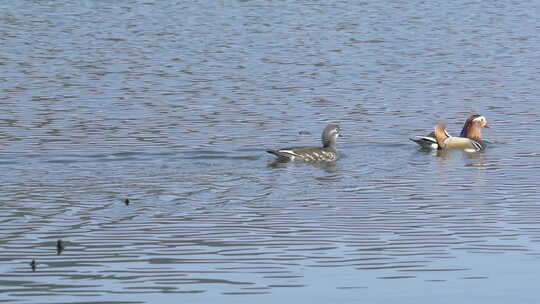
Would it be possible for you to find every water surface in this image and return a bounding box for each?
[1,0,540,303]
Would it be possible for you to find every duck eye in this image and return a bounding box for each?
[474,116,485,123]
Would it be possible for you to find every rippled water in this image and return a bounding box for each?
[1,0,540,303]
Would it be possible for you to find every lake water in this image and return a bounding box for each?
[1,0,540,303]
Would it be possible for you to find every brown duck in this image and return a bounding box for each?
[410,115,490,152]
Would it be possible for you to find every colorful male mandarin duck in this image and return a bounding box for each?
[410,115,490,152]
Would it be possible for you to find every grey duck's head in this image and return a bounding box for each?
[321,124,341,148]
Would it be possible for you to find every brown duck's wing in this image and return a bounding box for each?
[444,137,484,151]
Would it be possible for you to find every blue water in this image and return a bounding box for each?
[1,0,540,303]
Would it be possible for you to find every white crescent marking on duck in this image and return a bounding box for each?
[471,140,482,151]
[278,150,301,157]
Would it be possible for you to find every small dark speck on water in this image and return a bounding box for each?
[30,259,36,272]
[124,199,130,206]
[56,239,65,255]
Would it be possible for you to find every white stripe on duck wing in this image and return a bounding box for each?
[267,124,341,162]
[409,130,449,150]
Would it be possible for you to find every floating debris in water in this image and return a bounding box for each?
[124,198,130,206]
[30,259,36,272]
[56,239,64,255]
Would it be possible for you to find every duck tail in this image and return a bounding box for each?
[267,149,295,161]
[409,136,437,149]
[266,150,279,156]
